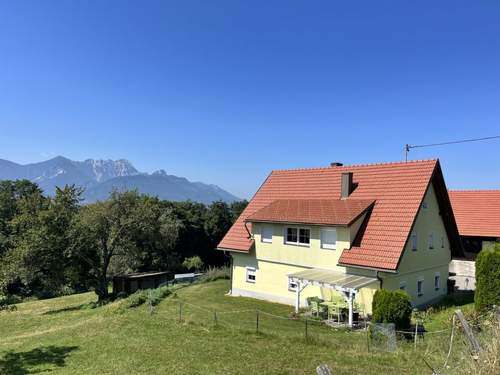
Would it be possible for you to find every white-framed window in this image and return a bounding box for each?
[246,267,256,283]
[417,278,424,297]
[399,281,407,291]
[261,225,273,243]
[428,232,434,249]
[285,227,310,246]
[411,232,418,251]
[288,278,298,292]
[434,273,441,291]
[320,228,337,250]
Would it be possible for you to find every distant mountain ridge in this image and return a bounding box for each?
[0,156,240,204]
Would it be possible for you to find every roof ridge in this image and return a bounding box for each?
[272,159,437,173]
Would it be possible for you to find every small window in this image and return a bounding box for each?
[285,227,310,246]
[320,228,337,250]
[286,227,298,243]
[411,232,418,251]
[417,278,424,297]
[434,274,440,291]
[422,202,428,210]
[288,278,298,292]
[441,236,445,248]
[246,267,256,283]
[428,232,434,249]
[399,281,407,291]
[261,225,273,243]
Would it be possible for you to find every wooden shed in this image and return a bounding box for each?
[112,271,170,295]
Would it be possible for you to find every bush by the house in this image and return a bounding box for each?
[475,243,500,311]
[372,289,412,329]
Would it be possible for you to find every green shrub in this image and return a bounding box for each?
[147,286,171,306]
[182,256,204,272]
[0,295,17,312]
[199,266,230,282]
[475,243,500,311]
[372,289,412,329]
[126,290,148,308]
[124,286,171,308]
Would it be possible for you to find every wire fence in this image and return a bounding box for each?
[143,294,499,374]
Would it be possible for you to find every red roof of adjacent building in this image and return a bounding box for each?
[246,199,375,226]
[449,190,500,238]
[218,159,461,271]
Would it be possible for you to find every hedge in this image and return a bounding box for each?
[475,243,500,311]
[372,289,412,329]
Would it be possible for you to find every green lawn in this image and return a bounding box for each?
[0,280,473,374]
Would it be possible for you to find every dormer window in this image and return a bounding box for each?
[320,228,337,250]
[261,225,273,243]
[285,227,310,246]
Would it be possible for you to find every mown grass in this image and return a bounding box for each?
[0,280,474,374]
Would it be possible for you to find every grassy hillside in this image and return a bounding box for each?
[0,280,473,374]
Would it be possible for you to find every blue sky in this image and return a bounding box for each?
[1,1,499,198]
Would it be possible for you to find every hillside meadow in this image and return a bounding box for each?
[0,280,475,374]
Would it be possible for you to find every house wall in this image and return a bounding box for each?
[231,213,378,314]
[230,184,450,311]
[252,215,365,272]
[380,183,450,306]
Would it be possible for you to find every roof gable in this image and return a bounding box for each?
[218,159,459,270]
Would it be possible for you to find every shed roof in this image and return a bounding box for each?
[288,268,378,290]
[449,190,500,238]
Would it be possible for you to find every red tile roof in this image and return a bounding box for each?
[246,199,375,226]
[218,159,454,270]
[449,190,500,238]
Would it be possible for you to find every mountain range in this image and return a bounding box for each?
[0,156,240,204]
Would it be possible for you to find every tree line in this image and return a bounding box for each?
[0,180,247,301]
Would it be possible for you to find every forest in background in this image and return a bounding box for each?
[0,180,247,301]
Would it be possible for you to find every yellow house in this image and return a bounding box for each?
[218,160,462,325]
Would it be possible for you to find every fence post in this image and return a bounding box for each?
[256,310,259,334]
[455,309,481,356]
[366,322,370,352]
[305,319,308,340]
[214,311,218,327]
[414,320,419,349]
[179,302,182,322]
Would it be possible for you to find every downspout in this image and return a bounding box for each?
[227,251,233,296]
[376,271,384,289]
[244,221,252,239]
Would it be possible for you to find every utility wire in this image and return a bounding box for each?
[405,135,500,161]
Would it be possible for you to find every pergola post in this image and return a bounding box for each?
[295,280,301,313]
[347,291,354,327]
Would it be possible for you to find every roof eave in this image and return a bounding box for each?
[337,260,398,273]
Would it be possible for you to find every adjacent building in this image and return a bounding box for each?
[217,159,463,323]
[448,190,500,290]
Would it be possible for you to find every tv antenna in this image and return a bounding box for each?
[404,135,500,161]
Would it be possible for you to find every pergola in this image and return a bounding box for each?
[288,268,378,326]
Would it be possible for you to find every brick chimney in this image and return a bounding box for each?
[341,172,353,199]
